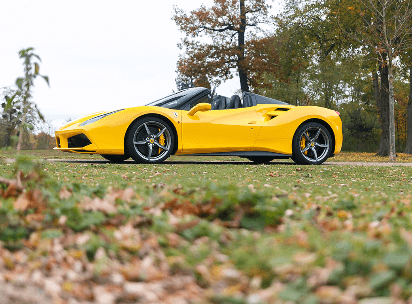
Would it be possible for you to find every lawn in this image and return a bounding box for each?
[0,150,412,303]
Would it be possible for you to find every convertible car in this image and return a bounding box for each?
[54,87,342,165]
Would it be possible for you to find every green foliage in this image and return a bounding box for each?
[180,220,223,241]
[334,199,357,211]
[369,270,396,290]
[41,229,63,239]
[14,48,49,150]
[1,47,50,150]
[339,101,381,152]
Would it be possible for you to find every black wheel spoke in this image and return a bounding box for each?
[312,129,321,141]
[154,141,168,151]
[155,127,167,138]
[294,124,331,165]
[315,142,328,148]
[147,145,153,159]
[302,145,310,153]
[143,123,151,136]
[311,147,318,160]
[130,119,173,163]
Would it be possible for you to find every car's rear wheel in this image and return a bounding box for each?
[292,122,332,165]
[126,117,174,164]
[101,154,129,163]
[246,156,275,164]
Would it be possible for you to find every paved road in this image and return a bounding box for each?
[327,161,412,167]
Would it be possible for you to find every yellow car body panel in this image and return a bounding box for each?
[178,104,341,156]
[179,106,261,154]
[55,107,182,154]
[252,105,342,155]
[54,87,342,164]
[55,104,342,156]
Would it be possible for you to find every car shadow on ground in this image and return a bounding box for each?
[47,159,297,166]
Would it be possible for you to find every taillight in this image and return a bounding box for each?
[335,111,340,116]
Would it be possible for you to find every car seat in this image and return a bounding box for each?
[227,95,241,109]
[211,95,226,110]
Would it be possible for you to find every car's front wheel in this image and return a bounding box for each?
[101,154,129,163]
[125,117,174,164]
[292,122,332,165]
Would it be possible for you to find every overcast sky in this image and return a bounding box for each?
[0,0,279,130]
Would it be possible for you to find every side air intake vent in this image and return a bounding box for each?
[68,134,92,148]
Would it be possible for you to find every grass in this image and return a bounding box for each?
[1,150,412,303]
[2,149,412,162]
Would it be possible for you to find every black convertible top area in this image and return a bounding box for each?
[145,87,289,110]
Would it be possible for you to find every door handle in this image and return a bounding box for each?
[248,121,256,124]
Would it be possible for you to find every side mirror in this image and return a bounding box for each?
[187,103,212,116]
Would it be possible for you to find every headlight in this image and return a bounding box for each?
[80,109,124,126]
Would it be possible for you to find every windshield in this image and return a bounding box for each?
[145,90,189,108]
[144,87,211,109]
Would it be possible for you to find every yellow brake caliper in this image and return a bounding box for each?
[300,134,308,155]
[159,133,165,153]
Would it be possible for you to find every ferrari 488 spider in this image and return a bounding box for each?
[55,87,342,165]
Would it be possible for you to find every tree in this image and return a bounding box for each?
[259,24,311,105]
[175,73,195,91]
[15,48,49,151]
[406,67,412,153]
[1,87,22,147]
[173,0,273,92]
[34,132,55,150]
[340,0,412,161]
[269,0,360,109]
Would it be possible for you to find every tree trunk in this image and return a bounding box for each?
[2,124,13,148]
[238,0,249,92]
[404,66,412,154]
[376,61,390,156]
[16,113,26,151]
[373,71,379,107]
[387,60,396,162]
[324,81,333,109]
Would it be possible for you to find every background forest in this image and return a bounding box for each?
[173,0,412,157]
[1,0,412,156]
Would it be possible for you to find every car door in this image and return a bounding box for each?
[181,107,261,153]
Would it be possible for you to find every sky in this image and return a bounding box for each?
[0,0,279,131]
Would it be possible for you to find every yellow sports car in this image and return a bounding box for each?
[55,87,342,165]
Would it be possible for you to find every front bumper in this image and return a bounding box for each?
[55,130,99,153]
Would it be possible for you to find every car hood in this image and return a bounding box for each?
[58,111,109,130]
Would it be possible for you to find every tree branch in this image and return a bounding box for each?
[245,8,263,14]
[200,24,236,32]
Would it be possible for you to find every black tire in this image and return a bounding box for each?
[292,122,332,165]
[101,154,130,163]
[125,117,174,164]
[246,156,275,164]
